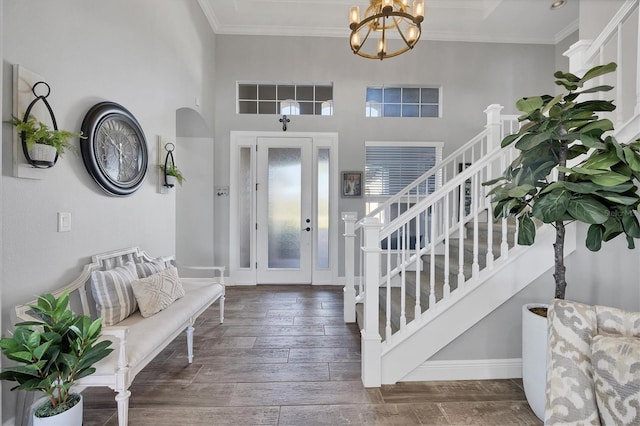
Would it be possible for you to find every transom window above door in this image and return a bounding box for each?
[237,82,334,116]
[366,86,440,118]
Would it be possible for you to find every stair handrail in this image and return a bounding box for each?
[379,143,514,240]
[357,128,488,228]
[356,106,518,230]
[565,0,638,129]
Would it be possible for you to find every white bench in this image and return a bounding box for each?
[14,247,225,426]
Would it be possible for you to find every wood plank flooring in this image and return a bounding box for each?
[82,285,542,425]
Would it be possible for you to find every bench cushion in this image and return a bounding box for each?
[92,278,223,376]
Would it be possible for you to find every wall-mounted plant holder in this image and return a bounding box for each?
[163,143,177,188]
[12,65,57,179]
[20,81,59,168]
[157,137,183,194]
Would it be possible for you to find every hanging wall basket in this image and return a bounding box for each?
[20,81,59,168]
[163,143,176,188]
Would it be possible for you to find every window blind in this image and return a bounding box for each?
[365,145,439,196]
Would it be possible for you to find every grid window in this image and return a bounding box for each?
[365,86,440,118]
[238,83,333,116]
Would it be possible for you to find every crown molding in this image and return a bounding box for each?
[197,0,220,34]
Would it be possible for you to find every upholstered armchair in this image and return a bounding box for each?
[545,299,640,425]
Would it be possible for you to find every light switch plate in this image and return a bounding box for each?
[57,212,71,232]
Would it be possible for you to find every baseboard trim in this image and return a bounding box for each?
[401,358,522,382]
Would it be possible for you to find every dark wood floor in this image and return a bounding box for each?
[83,285,542,425]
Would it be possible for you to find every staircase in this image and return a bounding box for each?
[357,214,518,336]
[343,0,640,388]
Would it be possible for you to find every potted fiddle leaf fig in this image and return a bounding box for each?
[484,62,640,419]
[0,292,113,425]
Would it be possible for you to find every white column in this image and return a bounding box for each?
[484,104,503,152]
[361,216,382,387]
[342,211,358,323]
[564,39,594,76]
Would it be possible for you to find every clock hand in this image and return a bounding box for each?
[106,135,122,154]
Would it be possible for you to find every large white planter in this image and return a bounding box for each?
[522,303,548,421]
[32,394,82,426]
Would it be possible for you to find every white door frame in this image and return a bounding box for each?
[229,131,339,285]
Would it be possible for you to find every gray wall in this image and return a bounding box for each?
[213,35,556,274]
[580,0,627,40]
[556,31,579,74]
[176,108,215,267]
[1,0,215,422]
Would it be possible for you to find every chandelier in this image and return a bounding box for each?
[349,0,424,60]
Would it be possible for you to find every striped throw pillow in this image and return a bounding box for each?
[135,258,166,278]
[91,261,139,326]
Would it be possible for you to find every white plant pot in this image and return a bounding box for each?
[166,175,177,187]
[29,144,57,165]
[522,303,549,421]
[32,394,83,426]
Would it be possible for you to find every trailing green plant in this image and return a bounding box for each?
[0,292,112,418]
[484,62,640,300]
[158,164,185,185]
[9,116,84,157]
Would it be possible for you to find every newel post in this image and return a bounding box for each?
[342,211,358,323]
[564,39,594,77]
[484,104,504,151]
[361,216,382,387]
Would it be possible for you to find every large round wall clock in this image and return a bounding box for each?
[80,102,148,196]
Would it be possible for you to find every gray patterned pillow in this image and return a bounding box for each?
[90,261,139,326]
[592,334,640,425]
[135,258,166,278]
[131,266,185,318]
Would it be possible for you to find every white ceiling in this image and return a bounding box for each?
[197,0,579,45]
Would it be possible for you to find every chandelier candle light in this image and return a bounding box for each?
[349,0,424,60]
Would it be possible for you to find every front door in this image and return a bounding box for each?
[256,137,313,283]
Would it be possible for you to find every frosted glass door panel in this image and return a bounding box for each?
[317,148,330,269]
[239,147,252,268]
[267,148,301,268]
[257,137,312,283]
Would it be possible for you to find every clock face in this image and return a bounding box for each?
[81,102,148,196]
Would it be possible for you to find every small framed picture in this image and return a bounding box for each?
[342,171,362,197]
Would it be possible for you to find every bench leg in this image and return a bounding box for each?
[220,295,225,324]
[186,325,195,363]
[115,390,131,426]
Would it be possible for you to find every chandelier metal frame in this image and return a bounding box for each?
[349,0,424,60]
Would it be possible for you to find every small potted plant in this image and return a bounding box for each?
[484,62,640,419]
[0,292,112,425]
[158,163,185,187]
[10,116,84,166]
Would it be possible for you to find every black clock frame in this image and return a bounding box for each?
[80,102,148,196]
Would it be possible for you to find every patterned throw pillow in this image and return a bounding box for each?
[592,334,640,425]
[90,262,139,326]
[135,258,167,278]
[131,266,185,318]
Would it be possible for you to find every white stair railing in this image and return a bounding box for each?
[565,0,639,138]
[343,105,518,323]
[358,133,519,387]
[346,0,640,389]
